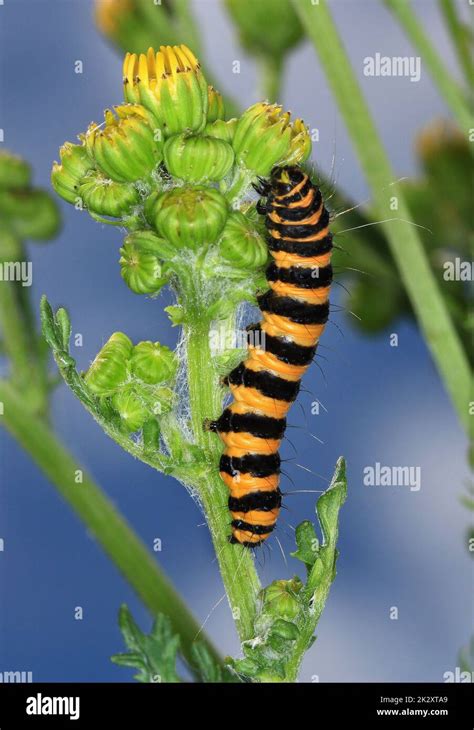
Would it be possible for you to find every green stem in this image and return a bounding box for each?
[0,237,48,415]
[294,0,471,432]
[181,273,261,643]
[260,55,284,103]
[383,0,473,136]
[0,378,221,672]
[438,0,474,89]
[285,574,333,683]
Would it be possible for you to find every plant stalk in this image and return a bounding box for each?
[383,0,473,137]
[293,0,471,432]
[181,269,261,643]
[438,0,474,88]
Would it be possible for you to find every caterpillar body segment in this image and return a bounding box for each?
[211,166,333,547]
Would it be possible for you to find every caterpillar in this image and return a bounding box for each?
[210,165,333,547]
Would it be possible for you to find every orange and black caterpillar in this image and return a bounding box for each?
[209,165,333,547]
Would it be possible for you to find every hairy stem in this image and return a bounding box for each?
[181,271,261,643]
[0,378,221,672]
[294,0,471,432]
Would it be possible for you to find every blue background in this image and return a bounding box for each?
[0,0,471,682]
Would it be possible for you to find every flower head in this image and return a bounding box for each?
[85,105,161,183]
[233,102,311,176]
[123,45,208,136]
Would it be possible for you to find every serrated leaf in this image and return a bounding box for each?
[113,604,181,683]
[290,520,319,569]
[191,643,237,683]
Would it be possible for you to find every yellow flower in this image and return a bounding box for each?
[123,45,208,136]
[281,118,312,166]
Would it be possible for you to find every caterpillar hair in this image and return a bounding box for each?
[209,165,333,547]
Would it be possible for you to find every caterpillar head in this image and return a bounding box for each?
[270,165,306,195]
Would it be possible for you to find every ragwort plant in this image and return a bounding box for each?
[45,44,346,682]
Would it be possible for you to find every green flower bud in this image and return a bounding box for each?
[148,186,228,251]
[269,618,299,641]
[84,332,133,395]
[224,0,303,59]
[78,171,139,218]
[51,142,94,204]
[204,119,238,144]
[119,241,168,295]
[233,103,309,176]
[123,45,208,137]
[164,133,234,183]
[112,385,149,433]
[262,577,303,621]
[130,341,177,384]
[86,105,162,183]
[124,230,178,261]
[0,189,60,240]
[207,86,225,122]
[218,211,268,270]
[0,151,31,190]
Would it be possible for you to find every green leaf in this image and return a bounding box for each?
[40,295,62,351]
[290,520,319,569]
[317,456,347,552]
[55,307,72,351]
[191,643,237,683]
[112,604,181,683]
[165,305,185,326]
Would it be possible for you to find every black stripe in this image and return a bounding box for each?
[271,177,312,204]
[228,489,282,513]
[266,207,329,239]
[215,408,286,439]
[266,262,333,289]
[231,519,275,535]
[228,362,300,402]
[248,325,316,365]
[258,291,330,325]
[268,189,322,222]
[267,232,333,257]
[219,453,280,478]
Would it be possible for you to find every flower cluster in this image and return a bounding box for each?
[51,44,311,298]
[84,331,177,433]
